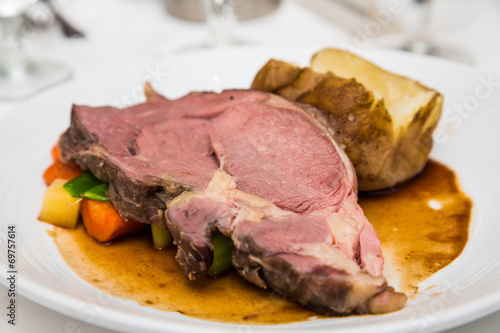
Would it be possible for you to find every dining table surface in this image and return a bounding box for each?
[1,0,499,332]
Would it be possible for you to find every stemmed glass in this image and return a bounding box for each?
[401,0,473,64]
[401,0,435,55]
[203,0,242,47]
[0,0,70,99]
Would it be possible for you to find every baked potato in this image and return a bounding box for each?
[251,48,443,192]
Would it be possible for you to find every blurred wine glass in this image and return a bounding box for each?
[0,0,70,99]
[401,0,473,64]
[203,0,242,47]
[165,0,280,49]
[402,0,434,54]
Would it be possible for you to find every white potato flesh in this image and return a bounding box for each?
[39,178,81,228]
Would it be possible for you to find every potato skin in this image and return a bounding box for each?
[251,56,442,191]
[251,59,302,93]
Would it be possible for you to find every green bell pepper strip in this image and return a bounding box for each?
[207,232,235,277]
[63,171,103,197]
[151,224,173,249]
[82,183,110,201]
[63,171,110,201]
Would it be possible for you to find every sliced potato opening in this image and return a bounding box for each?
[310,49,439,136]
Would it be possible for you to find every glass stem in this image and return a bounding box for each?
[412,0,432,42]
[205,0,237,46]
[403,0,436,54]
[0,15,29,79]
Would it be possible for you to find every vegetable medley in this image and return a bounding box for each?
[39,146,233,277]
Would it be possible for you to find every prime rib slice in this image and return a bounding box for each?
[59,90,268,226]
[58,88,406,315]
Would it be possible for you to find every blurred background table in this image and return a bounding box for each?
[0,0,499,331]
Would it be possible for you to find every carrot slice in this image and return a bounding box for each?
[43,160,84,186]
[80,199,147,243]
[51,145,60,161]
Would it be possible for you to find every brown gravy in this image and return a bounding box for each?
[359,160,471,296]
[52,160,471,324]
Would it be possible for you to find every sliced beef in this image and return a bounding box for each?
[166,94,406,314]
[58,88,406,315]
[210,101,349,214]
[58,90,270,226]
[166,170,406,314]
[209,96,383,275]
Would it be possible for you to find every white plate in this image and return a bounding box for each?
[1,45,499,333]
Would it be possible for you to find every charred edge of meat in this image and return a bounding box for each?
[165,201,218,280]
[262,255,353,315]
[232,237,357,315]
[232,250,268,289]
[233,246,402,316]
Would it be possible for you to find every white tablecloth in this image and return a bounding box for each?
[1,0,499,331]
